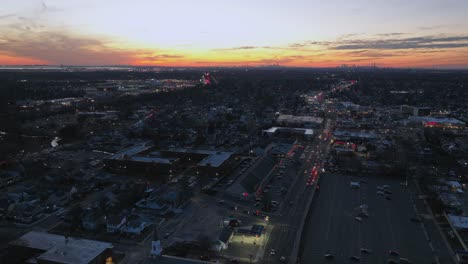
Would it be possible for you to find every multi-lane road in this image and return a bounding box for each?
[263,118,334,263]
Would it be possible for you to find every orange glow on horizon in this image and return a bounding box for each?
[0,54,49,66]
[127,47,468,68]
[2,44,468,68]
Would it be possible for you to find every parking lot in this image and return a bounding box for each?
[301,173,435,263]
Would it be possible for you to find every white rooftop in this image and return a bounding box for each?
[263,127,314,136]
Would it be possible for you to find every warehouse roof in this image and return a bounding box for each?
[10,231,112,264]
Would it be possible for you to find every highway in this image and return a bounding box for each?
[262,118,334,264]
[300,173,436,263]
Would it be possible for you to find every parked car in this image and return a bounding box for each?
[360,248,372,254]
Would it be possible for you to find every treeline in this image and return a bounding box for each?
[347,70,468,108]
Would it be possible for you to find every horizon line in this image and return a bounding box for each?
[1,64,467,71]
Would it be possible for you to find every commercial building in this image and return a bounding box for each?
[105,143,235,177]
[276,114,323,128]
[408,116,466,129]
[400,105,431,116]
[104,142,179,175]
[8,231,114,264]
[262,127,314,140]
[237,225,265,237]
[161,148,235,176]
[333,130,378,142]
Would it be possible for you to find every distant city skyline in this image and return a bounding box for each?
[1,0,468,68]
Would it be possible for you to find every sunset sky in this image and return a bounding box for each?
[1,0,467,68]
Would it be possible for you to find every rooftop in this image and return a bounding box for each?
[106,141,153,160]
[408,116,465,126]
[131,156,178,164]
[276,114,323,124]
[106,142,178,164]
[198,151,234,167]
[263,127,314,136]
[10,231,113,264]
[165,148,234,168]
[333,130,378,139]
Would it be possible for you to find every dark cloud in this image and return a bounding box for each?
[376,33,406,37]
[216,41,334,52]
[343,50,407,58]
[143,54,184,60]
[193,56,306,66]
[333,35,468,50]
[213,46,264,51]
[288,43,307,48]
[0,30,140,65]
[283,34,468,52]
[288,40,332,49]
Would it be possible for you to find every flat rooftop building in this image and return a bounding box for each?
[9,231,113,264]
[164,148,234,168]
[276,114,323,128]
[333,130,378,141]
[407,116,466,128]
[263,127,314,140]
[104,142,179,175]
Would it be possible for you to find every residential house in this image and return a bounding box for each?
[106,214,127,233]
[136,187,182,215]
[121,215,149,235]
[82,208,106,231]
[214,227,233,251]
